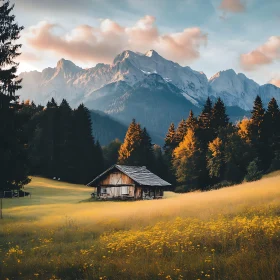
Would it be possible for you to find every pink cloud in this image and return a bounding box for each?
[23,16,207,65]
[240,36,280,71]
[159,28,207,62]
[18,52,41,62]
[269,78,280,88]
[25,21,127,63]
[126,15,159,47]
[219,0,245,13]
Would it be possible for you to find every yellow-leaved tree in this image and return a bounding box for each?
[172,128,204,191]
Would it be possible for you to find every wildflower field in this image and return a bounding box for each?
[0,174,280,280]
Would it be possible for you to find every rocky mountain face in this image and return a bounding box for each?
[18,50,280,141]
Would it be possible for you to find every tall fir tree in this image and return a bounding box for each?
[103,139,122,169]
[175,119,187,145]
[248,95,269,170]
[164,123,177,154]
[0,0,30,191]
[199,97,212,129]
[163,122,177,185]
[172,128,205,191]
[186,110,198,131]
[139,127,155,169]
[57,99,75,181]
[198,97,214,150]
[266,98,280,151]
[153,145,169,182]
[211,98,229,133]
[72,104,99,184]
[118,119,143,165]
[207,137,224,179]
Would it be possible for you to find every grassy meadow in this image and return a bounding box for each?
[0,174,280,279]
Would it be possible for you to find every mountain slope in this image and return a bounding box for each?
[17,50,280,143]
[105,74,201,137]
[208,69,260,110]
[18,50,207,107]
[90,110,127,146]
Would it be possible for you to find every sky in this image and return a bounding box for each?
[11,0,280,86]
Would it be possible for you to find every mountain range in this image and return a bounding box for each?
[18,50,280,142]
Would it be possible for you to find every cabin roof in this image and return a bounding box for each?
[87,164,171,187]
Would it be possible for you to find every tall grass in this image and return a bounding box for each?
[0,174,280,279]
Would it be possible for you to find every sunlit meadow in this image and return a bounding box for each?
[1,173,280,280]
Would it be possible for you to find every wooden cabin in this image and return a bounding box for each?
[87,164,171,200]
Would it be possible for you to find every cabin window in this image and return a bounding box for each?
[101,188,107,194]
[121,186,129,195]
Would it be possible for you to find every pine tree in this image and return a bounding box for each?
[186,110,198,131]
[0,0,30,192]
[103,139,122,169]
[207,137,224,179]
[175,119,187,145]
[199,97,212,129]
[223,129,254,183]
[172,128,205,191]
[198,97,214,150]
[140,127,154,169]
[57,99,75,181]
[118,119,143,165]
[153,145,169,181]
[249,96,269,170]
[245,158,262,182]
[164,123,177,154]
[41,99,60,177]
[211,98,229,132]
[163,123,177,186]
[266,98,280,152]
[72,104,99,184]
[47,97,57,108]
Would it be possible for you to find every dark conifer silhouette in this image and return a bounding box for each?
[0,0,30,192]
[186,110,198,131]
[211,98,229,132]
[199,97,212,129]
[175,119,187,145]
[164,123,177,154]
[249,96,269,170]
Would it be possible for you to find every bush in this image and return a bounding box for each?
[245,158,262,182]
[207,180,234,190]
[174,185,195,193]
[268,150,280,172]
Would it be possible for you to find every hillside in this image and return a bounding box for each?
[1,174,280,279]
[90,110,127,145]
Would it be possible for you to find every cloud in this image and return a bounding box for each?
[219,0,245,13]
[269,78,280,88]
[18,52,41,62]
[23,16,207,65]
[159,28,208,62]
[240,36,280,70]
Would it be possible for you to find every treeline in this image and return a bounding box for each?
[112,95,280,192]
[19,98,104,184]
[16,95,280,191]
[163,96,280,191]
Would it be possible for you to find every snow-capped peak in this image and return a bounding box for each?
[209,69,236,82]
[145,49,158,57]
[56,58,82,73]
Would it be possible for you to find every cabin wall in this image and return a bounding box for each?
[135,187,142,199]
[99,171,134,186]
[98,171,136,199]
[94,170,166,199]
[100,185,135,198]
